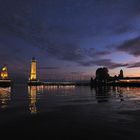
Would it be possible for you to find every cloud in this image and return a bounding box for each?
[46,43,110,63]
[0,0,137,71]
[46,43,86,62]
[113,25,134,35]
[0,16,110,64]
[79,59,128,69]
[117,36,140,56]
[70,72,85,75]
[87,48,110,57]
[127,62,140,68]
[39,66,60,70]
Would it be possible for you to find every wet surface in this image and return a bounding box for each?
[1,85,140,139]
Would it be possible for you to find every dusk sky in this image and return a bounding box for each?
[1,0,140,81]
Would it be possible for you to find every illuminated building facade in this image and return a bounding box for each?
[1,65,8,79]
[29,57,37,81]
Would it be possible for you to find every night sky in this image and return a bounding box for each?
[1,0,140,81]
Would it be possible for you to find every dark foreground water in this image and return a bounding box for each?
[1,85,140,139]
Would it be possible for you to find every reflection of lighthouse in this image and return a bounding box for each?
[28,86,37,114]
[29,57,37,81]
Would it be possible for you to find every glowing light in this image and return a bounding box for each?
[29,57,37,81]
[2,67,6,71]
[28,86,37,114]
[0,87,11,108]
[1,65,8,80]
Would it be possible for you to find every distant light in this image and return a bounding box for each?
[1,65,8,79]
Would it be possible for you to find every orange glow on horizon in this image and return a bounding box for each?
[109,67,140,78]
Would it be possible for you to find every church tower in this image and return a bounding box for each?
[29,57,37,81]
[118,69,124,79]
[1,65,8,79]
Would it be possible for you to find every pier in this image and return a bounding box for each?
[0,80,12,87]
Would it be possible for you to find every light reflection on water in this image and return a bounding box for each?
[2,86,140,113]
[28,86,37,114]
[27,85,77,114]
[0,87,11,108]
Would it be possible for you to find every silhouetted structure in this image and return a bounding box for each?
[90,68,126,87]
[95,67,110,85]
[118,69,124,79]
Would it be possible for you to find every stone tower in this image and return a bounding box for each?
[29,57,37,81]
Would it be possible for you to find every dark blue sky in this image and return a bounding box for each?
[1,0,140,80]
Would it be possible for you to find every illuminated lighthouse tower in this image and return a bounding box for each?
[29,57,37,81]
[1,65,8,80]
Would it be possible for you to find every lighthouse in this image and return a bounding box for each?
[28,57,42,86]
[29,57,37,81]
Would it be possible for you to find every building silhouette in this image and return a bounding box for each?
[95,67,110,84]
[118,69,124,79]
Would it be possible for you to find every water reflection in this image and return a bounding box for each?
[114,87,140,101]
[43,85,75,91]
[43,85,76,96]
[94,86,110,103]
[0,87,11,108]
[27,85,140,114]
[28,85,76,114]
[28,86,37,114]
[93,86,126,102]
[115,87,124,101]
